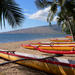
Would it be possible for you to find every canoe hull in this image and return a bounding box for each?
[22,44,75,51]
[0,50,75,75]
[31,42,75,45]
[50,39,72,42]
[39,46,75,51]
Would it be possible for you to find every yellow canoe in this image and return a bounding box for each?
[0,49,75,75]
[50,39,72,42]
[38,45,75,51]
[21,44,75,51]
[31,42,75,45]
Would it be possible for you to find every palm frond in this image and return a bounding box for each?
[58,0,66,6]
[35,0,53,8]
[0,0,24,28]
[47,3,57,24]
[51,4,57,13]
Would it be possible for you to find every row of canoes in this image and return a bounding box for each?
[21,44,75,54]
[21,36,75,54]
[0,36,75,75]
[0,49,75,75]
[21,44,75,51]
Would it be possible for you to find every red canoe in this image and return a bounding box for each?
[21,44,75,51]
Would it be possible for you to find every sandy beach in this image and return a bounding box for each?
[0,38,53,75]
[0,38,75,75]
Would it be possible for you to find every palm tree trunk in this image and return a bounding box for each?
[65,16,75,41]
[72,33,75,41]
[63,7,75,41]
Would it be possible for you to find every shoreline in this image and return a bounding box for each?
[0,36,66,43]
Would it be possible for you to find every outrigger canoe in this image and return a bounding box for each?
[0,49,75,75]
[37,48,75,54]
[50,38,72,42]
[30,42,75,45]
[21,44,75,51]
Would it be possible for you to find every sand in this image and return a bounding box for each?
[0,38,75,75]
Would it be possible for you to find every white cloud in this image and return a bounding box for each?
[25,6,51,21]
[24,6,58,22]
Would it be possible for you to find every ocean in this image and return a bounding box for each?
[0,33,68,43]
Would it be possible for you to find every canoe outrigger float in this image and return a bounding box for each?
[21,44,75,51]
[0,49,75,75]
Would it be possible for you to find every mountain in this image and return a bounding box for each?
[2,25,64,34]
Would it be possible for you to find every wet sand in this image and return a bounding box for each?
[0,38,75,75]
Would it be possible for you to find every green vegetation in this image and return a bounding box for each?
[0,0,24,28]
[35,0,75,41]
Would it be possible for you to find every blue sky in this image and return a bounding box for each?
[0,0,57,32]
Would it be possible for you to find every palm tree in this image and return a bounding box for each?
[57,0,75,40]
[0,0,24,28]
[35,0,75,41]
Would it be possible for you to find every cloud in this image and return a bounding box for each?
[24,6,58,22]
[25,6,51,21]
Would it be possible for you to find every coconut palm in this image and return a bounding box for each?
[57,0,75,40]
[35,0,75,41]
[0,0,24,28]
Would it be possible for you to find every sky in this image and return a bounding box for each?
[0,0,58,32]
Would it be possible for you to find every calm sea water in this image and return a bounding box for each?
[0,33,68,43]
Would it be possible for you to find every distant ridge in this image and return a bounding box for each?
[2,26,64,34]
